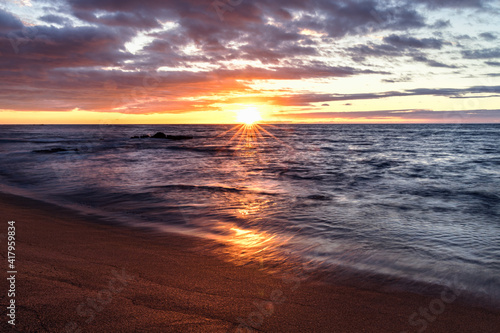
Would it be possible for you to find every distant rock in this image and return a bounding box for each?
[131,132,193,140]
[151,132,167,139]
[34,147,78,153]
[166,135,193,140]
[306,194,332,201]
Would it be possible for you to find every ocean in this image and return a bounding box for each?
[0,124,499,307]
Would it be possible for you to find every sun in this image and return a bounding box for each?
[216,107,282,148]
[236,107,262,125]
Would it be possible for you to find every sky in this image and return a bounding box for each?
[0,0,499,124]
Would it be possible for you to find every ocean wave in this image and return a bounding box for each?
[148,184,279,196]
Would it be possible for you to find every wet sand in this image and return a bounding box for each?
[0,192,499,332]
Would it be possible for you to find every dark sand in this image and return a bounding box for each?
[0,192,499,332]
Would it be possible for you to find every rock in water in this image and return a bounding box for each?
[166,135,193,140]
[151,132,167,139]
[34,147,78,153]
[132,132,193,140]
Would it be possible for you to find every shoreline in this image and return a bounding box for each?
[0,191,499,332]
[1,184,498,311]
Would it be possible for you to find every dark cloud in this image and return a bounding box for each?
[347,35,451,68]
[485,61,500,67]
[454,34,473,40]
[384,34,446,49]
[0,1,427,73]
[0,25,134,70]
[73,11,161,29]
[320,1,425,37]
[67,0,172,12]
[431,19,451,29]
[414,0,487,8]
[412,55,457,68]
[479,32,497,41]
[65,0,427,39]
[463,48,500,59]
[425,60,457,68]
[347,42,400,60]
[0,8,24,31]
[38,14,70,25]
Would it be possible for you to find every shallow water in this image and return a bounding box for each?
[0,124,499,306]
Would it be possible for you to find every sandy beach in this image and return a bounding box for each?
[0,191,499,332]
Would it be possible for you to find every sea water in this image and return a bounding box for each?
[0,124,499,307]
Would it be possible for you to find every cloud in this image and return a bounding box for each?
[0,68,249,112]
[213,65,387,81]
[67,0,171,12]
[0,25,134,70]
[485,61,500,67]
[462,48,500,59]
[265,85,500,106]
[65,0,427,40]
[479,32,497,41]
[346,34,451,65]
[431,19,451,29]
[38,14,70,25]
[383,34,446,49]
[412,55,457,68]
[414,0,487,8]
[314,1,426,37]
[0,0,497,119]
[382,75,412,83]
[347,42,401,60]
[278,109,500,122]
[73,11,161,29]
[0,8,24,31]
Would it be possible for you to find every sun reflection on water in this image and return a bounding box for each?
[228,226,277,254]
[201,192,291,267]
[209,221,292,268]
[202,115,295,268]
